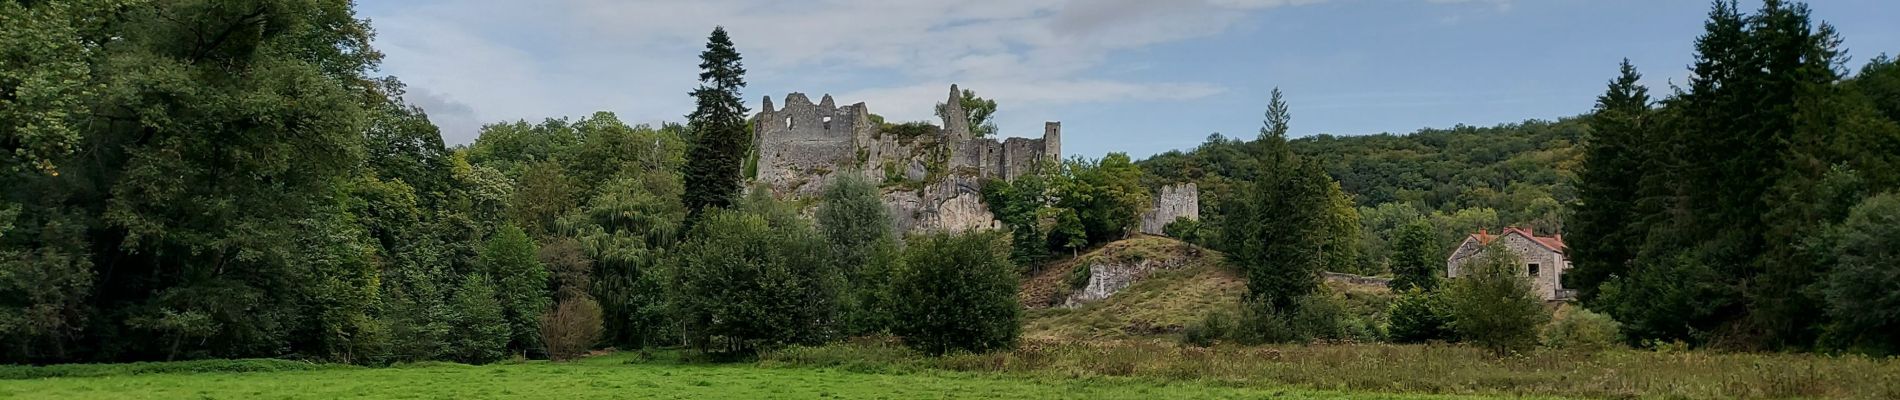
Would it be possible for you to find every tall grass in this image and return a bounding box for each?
[761,338,1900,399]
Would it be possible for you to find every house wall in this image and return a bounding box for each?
[1445,233,1569,301]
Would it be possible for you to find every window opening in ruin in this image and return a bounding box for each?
[786,117,794,129]
[1528,263,1541,277]
[823,115,832,129]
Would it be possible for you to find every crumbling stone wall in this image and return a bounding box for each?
[1139,183,1200,235]
[750,84,1194,235]
[751,85,1059,233]
[752,94,872,196]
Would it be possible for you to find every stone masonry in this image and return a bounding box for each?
[1445,226,1573,301]
[750,84,1198,236]
[1138,182,1200,235]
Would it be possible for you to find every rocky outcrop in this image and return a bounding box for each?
[1059,239,1198,307]
[880,174,998,233]
[1139,183,1200,236]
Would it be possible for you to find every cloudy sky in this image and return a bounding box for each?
[359,0,1900,158]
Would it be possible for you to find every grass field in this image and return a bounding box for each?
[764,339,1900,399]
[1,353,1510,400]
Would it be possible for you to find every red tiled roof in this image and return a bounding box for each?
[1466,226,1565,253]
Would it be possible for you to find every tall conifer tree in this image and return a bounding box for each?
[682,27,750,217]
[1570,59,1651,303]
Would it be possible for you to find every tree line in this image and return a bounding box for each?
[0,3,1031,364]
[1568,0,1900,353]
[1147,0,1900,355]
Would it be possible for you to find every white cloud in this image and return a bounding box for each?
[363,0,1485,143]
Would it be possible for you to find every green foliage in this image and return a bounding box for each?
[447,273,509,365]
[892,231,1021,355]
[1181,309,1235,347]
[1568,59,1654,303]
[672,205,836,354]
[1161,217,1202,244]
[0,0,119,176]
[1541,306,1621,352]
[816,175,902,335]
[1445,246,1549,354]
[1388,220,1442,291]
[1222,91,1354,314]
[981,171,1053,269]
[564,169,685,349]
[682,26,751,216]
[1387,288,1454,343]
[982,156,1153,270]
[1817,193,1900,355]
[1057,153,1150,244]
[935,88,999,137]
[479,225,551,354]
[1573,1,1900,350]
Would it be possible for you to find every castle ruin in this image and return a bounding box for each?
[749,84,1196,236]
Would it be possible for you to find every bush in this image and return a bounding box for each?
[816,175,903,336]
[446,273,510,364]
[892,231,1020,355]
[1388,287,1455,343]
[1181,309,1235,347]
[673,205,837,354]
[1162,216,1201,244]
[1232,299,1298,344]
[1542,306,1621,352]
[1066,263,1092,290]
[538,296,604,361]
[1288,292,1349,341]
[1445,245,1549,355]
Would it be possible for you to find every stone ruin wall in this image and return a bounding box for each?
[1139,182,1200,235]
[751,84,1195,236]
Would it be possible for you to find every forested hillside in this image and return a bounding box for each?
[1140,117,1584,274]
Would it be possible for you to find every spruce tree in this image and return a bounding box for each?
[1224,88,1350,313]
[682,26,750,217]
[1570,59,1651,303]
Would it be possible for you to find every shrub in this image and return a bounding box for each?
[1289,293,1347,340]
[1163,216,1201,243]
[892,231,1020,355]
[1181,309,1235,347]
[1066,263,1092,290]
[673,205,838,354]
[1542,306,1621,352]
[1233,299,1298,344]
[538,296,604,361]
[1388,287,1455,343]
[1445,245,1549,354]
[816,175,903,336]
[446,273,510,364]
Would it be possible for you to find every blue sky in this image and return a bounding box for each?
[359,0,1900,159]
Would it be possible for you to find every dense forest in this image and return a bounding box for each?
[1143,0,1900,353]
[3,0,1897,367]
[1141,117,1583,275]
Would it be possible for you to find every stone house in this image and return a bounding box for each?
[1444,226,1575,301]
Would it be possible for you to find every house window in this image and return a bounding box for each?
[1528,263,1541,277]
